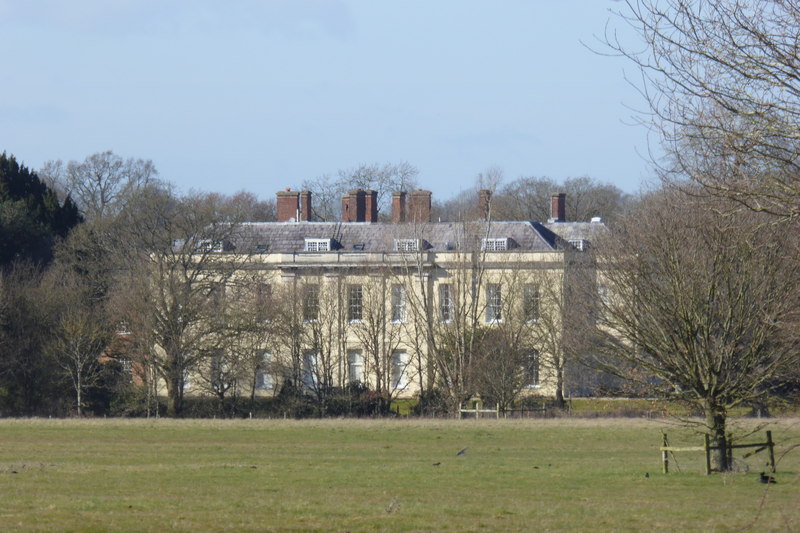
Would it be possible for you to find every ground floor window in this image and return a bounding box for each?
[255,352,273,390]
[526,350,540,387]
[348,349,364,383]
[391,350,409,390]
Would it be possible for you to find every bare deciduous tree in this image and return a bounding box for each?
[113,190,249,417]
[42,151,159,221]
[302,162,419,221]
[587,189,800,471]
[398,221,495,416]
[608,0,800,219]
[349,276,409,401]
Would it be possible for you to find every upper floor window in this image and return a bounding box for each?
[394,238,419,252]
[439,284,453,322]
[302,284,319,322]
[523,284,540,322]
[256,282,272,305]
[348,284,363,322]
[304,238,331,252]
[486,283,502,322]
[391,284,406,323]
[482,238,508,251]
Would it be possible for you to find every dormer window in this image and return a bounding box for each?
[568,239,588,251]
[304,238,332,252]
[482,238,508,251]
[199,239,224,253]
[394,238,420,252]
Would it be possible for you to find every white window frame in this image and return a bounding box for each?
[439,284,453,322]
[391,284,406,323]
[481,238,508,251]
[486,283,502,322]
[302,284,320,322]
[348,284,363,322]
[255,352,274,390]
[199,239,224,253]
[302,350,318,390]
[391,350,409,390]
[118,357,133,383]
[568,239,587,251]
[347,349,364,384]
[525,350,541,388]
[394,238,419,252]
[304,238,331,252]
[523,283,540,323]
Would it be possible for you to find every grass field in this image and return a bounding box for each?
[1,417,798,532]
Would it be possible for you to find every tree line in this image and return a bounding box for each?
[0,150,627,418]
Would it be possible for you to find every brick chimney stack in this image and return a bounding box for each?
[408,189,432,223]
[277,189,300,222]
[341,189,367,222]
[391,191,406,223]
[551,193,566,222]
[299,190,312,222]
[478,189,492,221]
[364,189,378,223]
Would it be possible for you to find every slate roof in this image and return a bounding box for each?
[232,221,562,254]
[543,221,608,244]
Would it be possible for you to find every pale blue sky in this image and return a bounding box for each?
[1,0,653,201]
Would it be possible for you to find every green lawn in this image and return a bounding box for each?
[0,418,798,532]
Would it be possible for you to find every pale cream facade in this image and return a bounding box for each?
[174,220,572,401]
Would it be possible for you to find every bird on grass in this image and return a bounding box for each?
[758,472,776,484]
[456,448,467,457]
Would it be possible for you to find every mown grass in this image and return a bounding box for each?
[0,417,798,532]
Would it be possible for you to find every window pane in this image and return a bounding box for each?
[348,350,364,383]
[439,284,452,322]
[303,351,317,389]
[391,284,406,322]
[486,283,502,322]
[256,352,273,390]
[526,350,540,387]
[348,285,363,321]
[391,350,409,389]
[524,284,540,322]
[302,284,319,321]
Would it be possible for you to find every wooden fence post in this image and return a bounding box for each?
[704,434,711,475]
[662,433,669,474]
[766,430,776,473]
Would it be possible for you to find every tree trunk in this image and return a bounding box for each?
[76,379,82,417]
[704,401,729,472]
[554,366,565,409]
[165,374,183,417]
